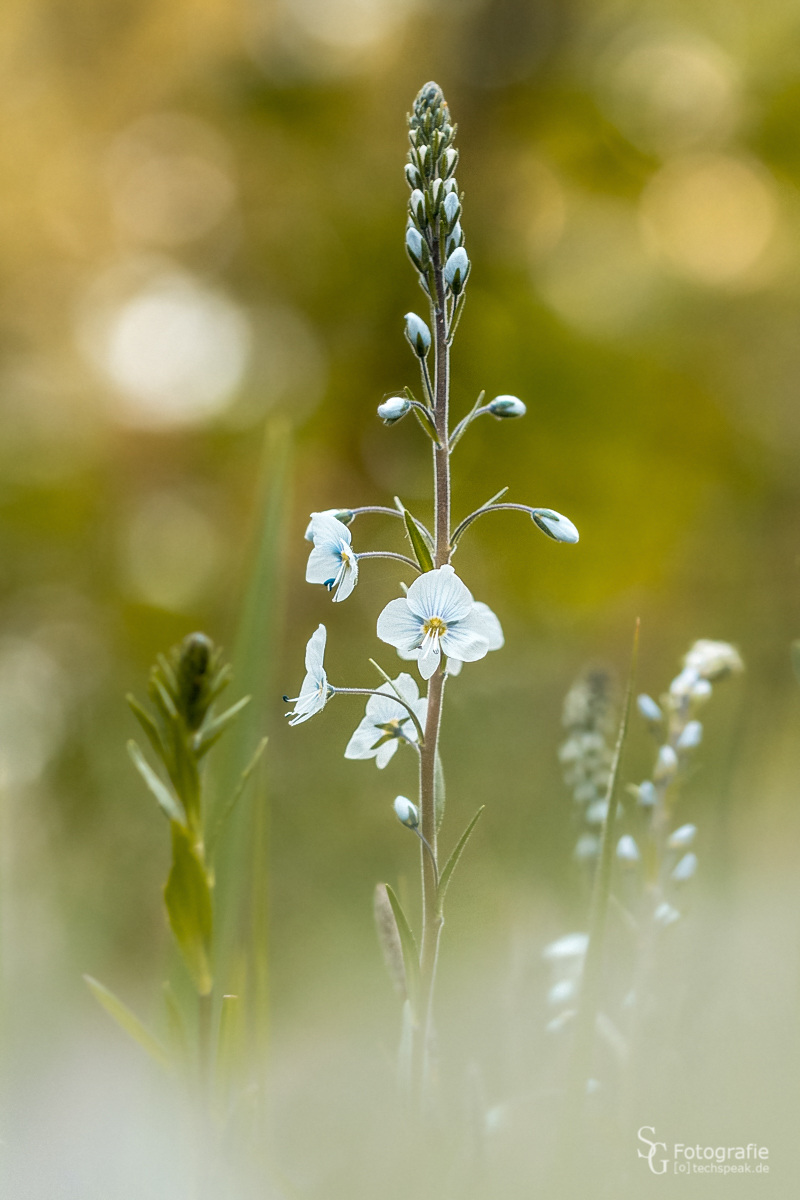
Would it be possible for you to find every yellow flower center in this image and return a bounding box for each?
[423,616,447,635]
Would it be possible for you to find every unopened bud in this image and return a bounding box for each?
[443,147,458,177]
[488,394,526,419]
[443,177,458,194]
[444,246,470,294]
[404,312,431,357]
[531,508,580,544]
[616,835,640,864]
[653,744,678,784]
[654,902,680,927]
[637,694,663,722]
[668,823,696,849]
[405,226,424,265]
[677,720,702,750]
[671,852,697,882]
[378,396,411,425]
[394,795,419,828]
[409,189,425,222]
[443,191,460,224]
[637,780,657,807]
[405,163,421,190]
[446,222,462,256]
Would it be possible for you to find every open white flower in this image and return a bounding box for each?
[445,602,504,675]
[284,625,331,725]
[376,564,499,680]
[305,512,358,602]
[344,672,427,768]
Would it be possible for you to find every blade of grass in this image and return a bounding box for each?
[84,975,171,1070]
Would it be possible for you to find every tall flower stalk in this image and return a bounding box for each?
[285,81,579,1100]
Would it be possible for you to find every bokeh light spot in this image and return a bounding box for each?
[123,491,224,612]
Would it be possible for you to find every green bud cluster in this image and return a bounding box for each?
[405,81,468,303]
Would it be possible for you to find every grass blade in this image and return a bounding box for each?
[83,975,170,1070]
[127,741,184,825]
[384,884,420,1021]
[436,806,485,913]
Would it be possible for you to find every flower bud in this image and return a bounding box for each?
[410,189,426,222]
[446,222,462,256]
[443,147,458,177]
[431,178,444,209]
[677,719,702,750]
[616,835,640,863]
[443,191,460,225]
[671,852,697,882]
[405,226,424,265]
[654,902,680,927]
[637,693,663,722]
[668,823,696,849]
[637,780,657,807]
[378,396,411,425]
[653,744,678,784]
[394,795,419,828]
[531,508,580,544]
[683,639,743,682]
[488,394,526,419]
[443,177,458,194]
[404,312,431,357]
[574,833,599,860]
[405,162,421,190]
[692,678,712,702]
[670,667,700,697]
[444,246,470,294]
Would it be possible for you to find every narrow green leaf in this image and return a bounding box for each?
[164,823,213,996]
[206,737,268,862]
[215,993,241,1113]
[373,883,406,999]
[83,975,171,1070]
[434,747,446,833]
[383,884,420,1021]
[128,740,184,824]
[437,806,485,913]
[403,508,434,572]
[126,695,166,763]
[195,695,252,759]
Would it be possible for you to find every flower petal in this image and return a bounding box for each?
[344,716,381,759]
[306,545,343,586]
[376,740,399,769]
[439,622,487,663]
[468,601,504,651]
[377,597,423,652]
[304,625,327,674]
[332,558,358,602]
[405,564,473,624]
[308,512,352,547]
[417,631,441,679]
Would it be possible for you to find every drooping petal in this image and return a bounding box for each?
[405,564,474,624]
[377,597,423,653]
[306,544,344,587]
[332,556,358,602]
[417,630,442,679]
[375,739,399,769]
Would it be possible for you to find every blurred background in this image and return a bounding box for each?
[1,0,799,1194]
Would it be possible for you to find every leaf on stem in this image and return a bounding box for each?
[83,975,171,1070]
[400,506,434,573]
[126,695,167,762]
[164,823,214,996]
[127,740,184,825]
[373,884,407,999]
[434,748,446,833]
[437,806,485,913]
[205,737,268,862]
[195,695,252,759]
[384,884,421,1021]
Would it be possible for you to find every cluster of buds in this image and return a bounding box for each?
[404,81,469,305]
[558,669,616,861]
[620,638,743,921]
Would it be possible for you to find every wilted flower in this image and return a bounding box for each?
[284,625,332,725]
[394,795,419,827]
[488,395,526,419]
[531,509,580,544]
[378,396,411,425]
[305,512,359,602]
[404,312,431,357]
[377,565,500,680]
[345,673,427,769]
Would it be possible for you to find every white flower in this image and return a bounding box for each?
[683,639,743,682]
[344,673,427,769]
[285,625,331,725]
[444,601,504,675]
[376,565,500,680]
[305,512,359,602]
[668,823,696,849]
[393,795,419,827]
[304,508,352,541]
